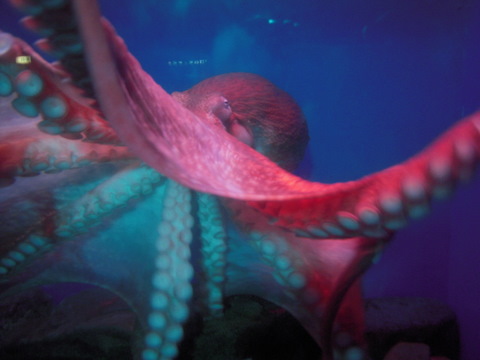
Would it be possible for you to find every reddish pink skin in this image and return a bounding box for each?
[175,72,309,172]
[0,26,380,358]
[0,33,134,186]
[94,21,480,238]
[0,35,121,145]
[0,127,133,185]
[77,20,479,359]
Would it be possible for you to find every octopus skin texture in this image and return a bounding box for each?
[0,1,479,360]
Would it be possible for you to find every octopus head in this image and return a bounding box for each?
[173,72,309,171]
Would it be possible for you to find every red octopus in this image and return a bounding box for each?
[0,1,479,360]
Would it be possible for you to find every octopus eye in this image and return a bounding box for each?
[212,96,233,124]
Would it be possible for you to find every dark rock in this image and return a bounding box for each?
[192,295,322,360]
[365,297,459,360]
[0,285,135,360]
[383,342,429,360]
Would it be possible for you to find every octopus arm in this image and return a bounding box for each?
[0,171,223,360]
[0,162,164,276]
[0,28,123,145]
[224,198,387,358]
[0,98,136,186]
[253,116,480,240]
[74,3,480,240]
[0,177,174,344]
[0,164,198,358]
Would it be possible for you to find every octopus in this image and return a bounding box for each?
[0,1,479,359]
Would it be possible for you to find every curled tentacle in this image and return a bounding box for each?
[0,163,165,277]
[0,30,122,144]
[224,198,384,359]
[0,115,134,186]
[10,0,95,97]
[252,114,480,239]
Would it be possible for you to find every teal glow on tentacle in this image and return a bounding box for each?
[0,32,122,144]
[0,71,13,96]
[250,227,306,293]
[0,53,23,92]
[0,234,51,275]
[143,180,194,360]
[0,165,165,277]
[228,200,306,294]
[55,164,165,238]
[11,96,39,117]
[197,192,227,317]
[15,70,44,97]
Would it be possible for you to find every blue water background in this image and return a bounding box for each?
[1,0,480,358]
